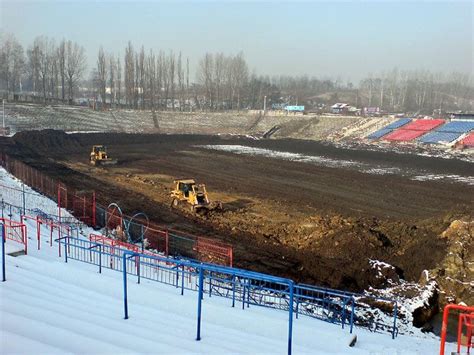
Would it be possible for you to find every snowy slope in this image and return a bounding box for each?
[0,168,453,354]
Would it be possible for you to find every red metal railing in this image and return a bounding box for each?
[0,217,27,254]
[440,304,474,355]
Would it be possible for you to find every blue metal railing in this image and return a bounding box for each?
[56,236,399,339]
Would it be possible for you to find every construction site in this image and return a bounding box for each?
[1,104,472,333]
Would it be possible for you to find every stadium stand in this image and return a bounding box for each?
[397,119,445,132]
[384,119,445,142]
[418,131,463,144]
[384,129,427,141]
[366,118,411,140]
[418,120,474,144]
[384,118,412,130]
[461,132,474,147]
[435,121,474,133]
[367,128,393,139]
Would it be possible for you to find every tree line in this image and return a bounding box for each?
[1,33,473,113]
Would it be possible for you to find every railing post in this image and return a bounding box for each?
[1,224,5,282]
[247,279,251,308]
[350,298,355,334]
[123,253,129,319]
[295,287,299,319]
[208,271,212,297]
[242,280,246,310]
[36,216,41,250]
[457,314,463,354]
[392,302,397,339]
[232,275,236,307]
[137,255,140,284]
[64,237,68,263]
[22,183,25,215]
[91,191,96,227]
[288,281,294,355]
[181,265,185,295]
[98,244,102,274]
[196,266,204,341]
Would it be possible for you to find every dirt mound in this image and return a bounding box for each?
[430,219,474,307]
[13,129,82,152]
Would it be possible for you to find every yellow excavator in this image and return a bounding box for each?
[171,179,222,213]
[90,145,117,166]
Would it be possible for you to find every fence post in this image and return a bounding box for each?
[123,253,129,319]
[1,224,5,282]
[181,265,185,295]
[196,266,204,341]
[392,302,398,339]
[165,230,169,256]
[64,236,68,263]
[92,191,96,227]
[350,298,355,334]
[36,216,41,250]
[137,255,140,284]
[295,287,299,319]
[57,184,61,222]
[98,244,102,274]
[288,281,294,355]
[22,183,25,215]
[23,225,27,255]
[232,274,236,307]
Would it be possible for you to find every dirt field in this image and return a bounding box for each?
[4,131,473,293]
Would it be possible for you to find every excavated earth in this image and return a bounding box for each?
[2,131,473,306]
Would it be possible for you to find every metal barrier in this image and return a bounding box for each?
[1,223,5,281]
[57,236,368,355]
[440,304,474,355]
[0,217,27,254]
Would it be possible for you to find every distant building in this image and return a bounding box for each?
[331,103,349,114]
[331,103,360,115]
[362,107,381,116]
[449,112,474,120]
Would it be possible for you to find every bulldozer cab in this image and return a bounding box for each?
[93,145,107,153]
[177,180,195,198]
[90,145,117,166]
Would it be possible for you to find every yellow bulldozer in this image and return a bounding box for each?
[90,145,117,166]
[171,179,222,213]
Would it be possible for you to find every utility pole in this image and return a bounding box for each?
[2,99,5,129]
[263,95,267,115]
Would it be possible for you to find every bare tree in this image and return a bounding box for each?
[146,49,156,110]
[109,55,116,107]
[168,51,175,110]
[65,40,86,102]
[197,53,214,109]
[177,51,184,111]
[97,46,107,107]
[124,41,134,108]
[232,52,248,110]
[58,40,66,101]
[116,55,122,108]
[0,33,25,95]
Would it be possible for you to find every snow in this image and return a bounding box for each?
[0,167,455,354]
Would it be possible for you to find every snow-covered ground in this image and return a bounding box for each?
[0,167,454,354]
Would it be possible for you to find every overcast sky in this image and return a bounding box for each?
[1,0,473,82]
